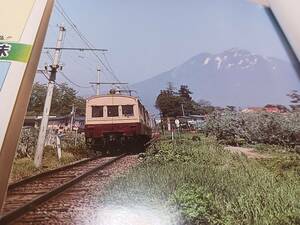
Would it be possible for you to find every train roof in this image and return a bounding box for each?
[86,94,139,101]
[86,94,150,114]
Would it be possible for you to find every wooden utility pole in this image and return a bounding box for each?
[34,25,66,168]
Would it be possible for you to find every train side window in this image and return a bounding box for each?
[92,106,103,118]
[122,105,134,117]
[107,106,119,117]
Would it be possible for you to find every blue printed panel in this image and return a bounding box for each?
[0,62,10,91]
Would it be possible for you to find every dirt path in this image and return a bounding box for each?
[224,146,271,159]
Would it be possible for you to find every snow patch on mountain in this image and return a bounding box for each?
[203,57,210,65]
[215,57,223,70]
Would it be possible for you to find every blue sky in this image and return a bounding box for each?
[39,0,288,95]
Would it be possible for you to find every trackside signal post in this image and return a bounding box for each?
[0,0,54,212]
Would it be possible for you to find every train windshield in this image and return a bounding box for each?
[107,106,119,117]
[122,105,134,117]
[92,106,104,118]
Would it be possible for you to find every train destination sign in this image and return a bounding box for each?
[0,0,54,211]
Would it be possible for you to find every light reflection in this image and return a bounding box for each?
[82,203,182,225]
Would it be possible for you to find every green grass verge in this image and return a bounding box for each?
[103,135,300,225]
[10,146,84,183]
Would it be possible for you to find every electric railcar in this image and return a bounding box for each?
[85,93,152,154]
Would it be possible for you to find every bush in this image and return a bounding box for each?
[61,132,88,157]
[16,128,88,159]
[203,111,300,147]
[16,127,38,159]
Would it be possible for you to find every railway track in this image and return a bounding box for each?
[0,154,127,225]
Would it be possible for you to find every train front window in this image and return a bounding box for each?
[107,106,119,117]
[122,105,134,117]
[91,106,103,118]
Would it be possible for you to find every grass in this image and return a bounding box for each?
[243,143,300,177]
[10,146,84,183]
[102,135,300,225]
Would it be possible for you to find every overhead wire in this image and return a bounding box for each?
[59,71,93,89]
[42,45,93,90]
[63,35,96,74]
[54,1,129,90]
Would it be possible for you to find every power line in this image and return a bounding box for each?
[37,69,90,91]
[59,71,93,89]
[60,34,98,74]
[54,1,126,88]
[43,40,104,90]
[43,50,54,61]
[37,69,50,81]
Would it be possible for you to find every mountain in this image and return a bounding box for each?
[132,48,300,112]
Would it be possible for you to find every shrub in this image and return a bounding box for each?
[203,111,300,147]
[16,127,38,159]
[16,128,87,159]
[61,132,88,157]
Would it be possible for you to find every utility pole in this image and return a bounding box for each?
[34,25,66,168]
[96,67,101,95]
[34,29,107,168]
[34,25,108,168]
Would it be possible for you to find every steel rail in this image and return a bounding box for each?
[0,154,127,224]
[8,156,103,190]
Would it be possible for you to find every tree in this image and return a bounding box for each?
[74,97,86,116]
[155,89,182,117]
[27,83,47,116]
[195,99,215,115]
[287,90,300,112]
[226,105,236,111]
[287,90,300,103]
[51,83,78,116]
[178,85,192,101]
[156,84,201,117]
[198,99,211,106]
[166,82,176,95]
[27,82,86,116]
[179,85,198,115]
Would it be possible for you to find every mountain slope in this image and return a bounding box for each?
[132,48,300,112]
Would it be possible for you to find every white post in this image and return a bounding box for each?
[167,117,171,132]
[56,135,62,160]
[70,104,75,131]
[75,129,78,147]
[181,104,185,116]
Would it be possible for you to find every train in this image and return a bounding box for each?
[85,90,152,154]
